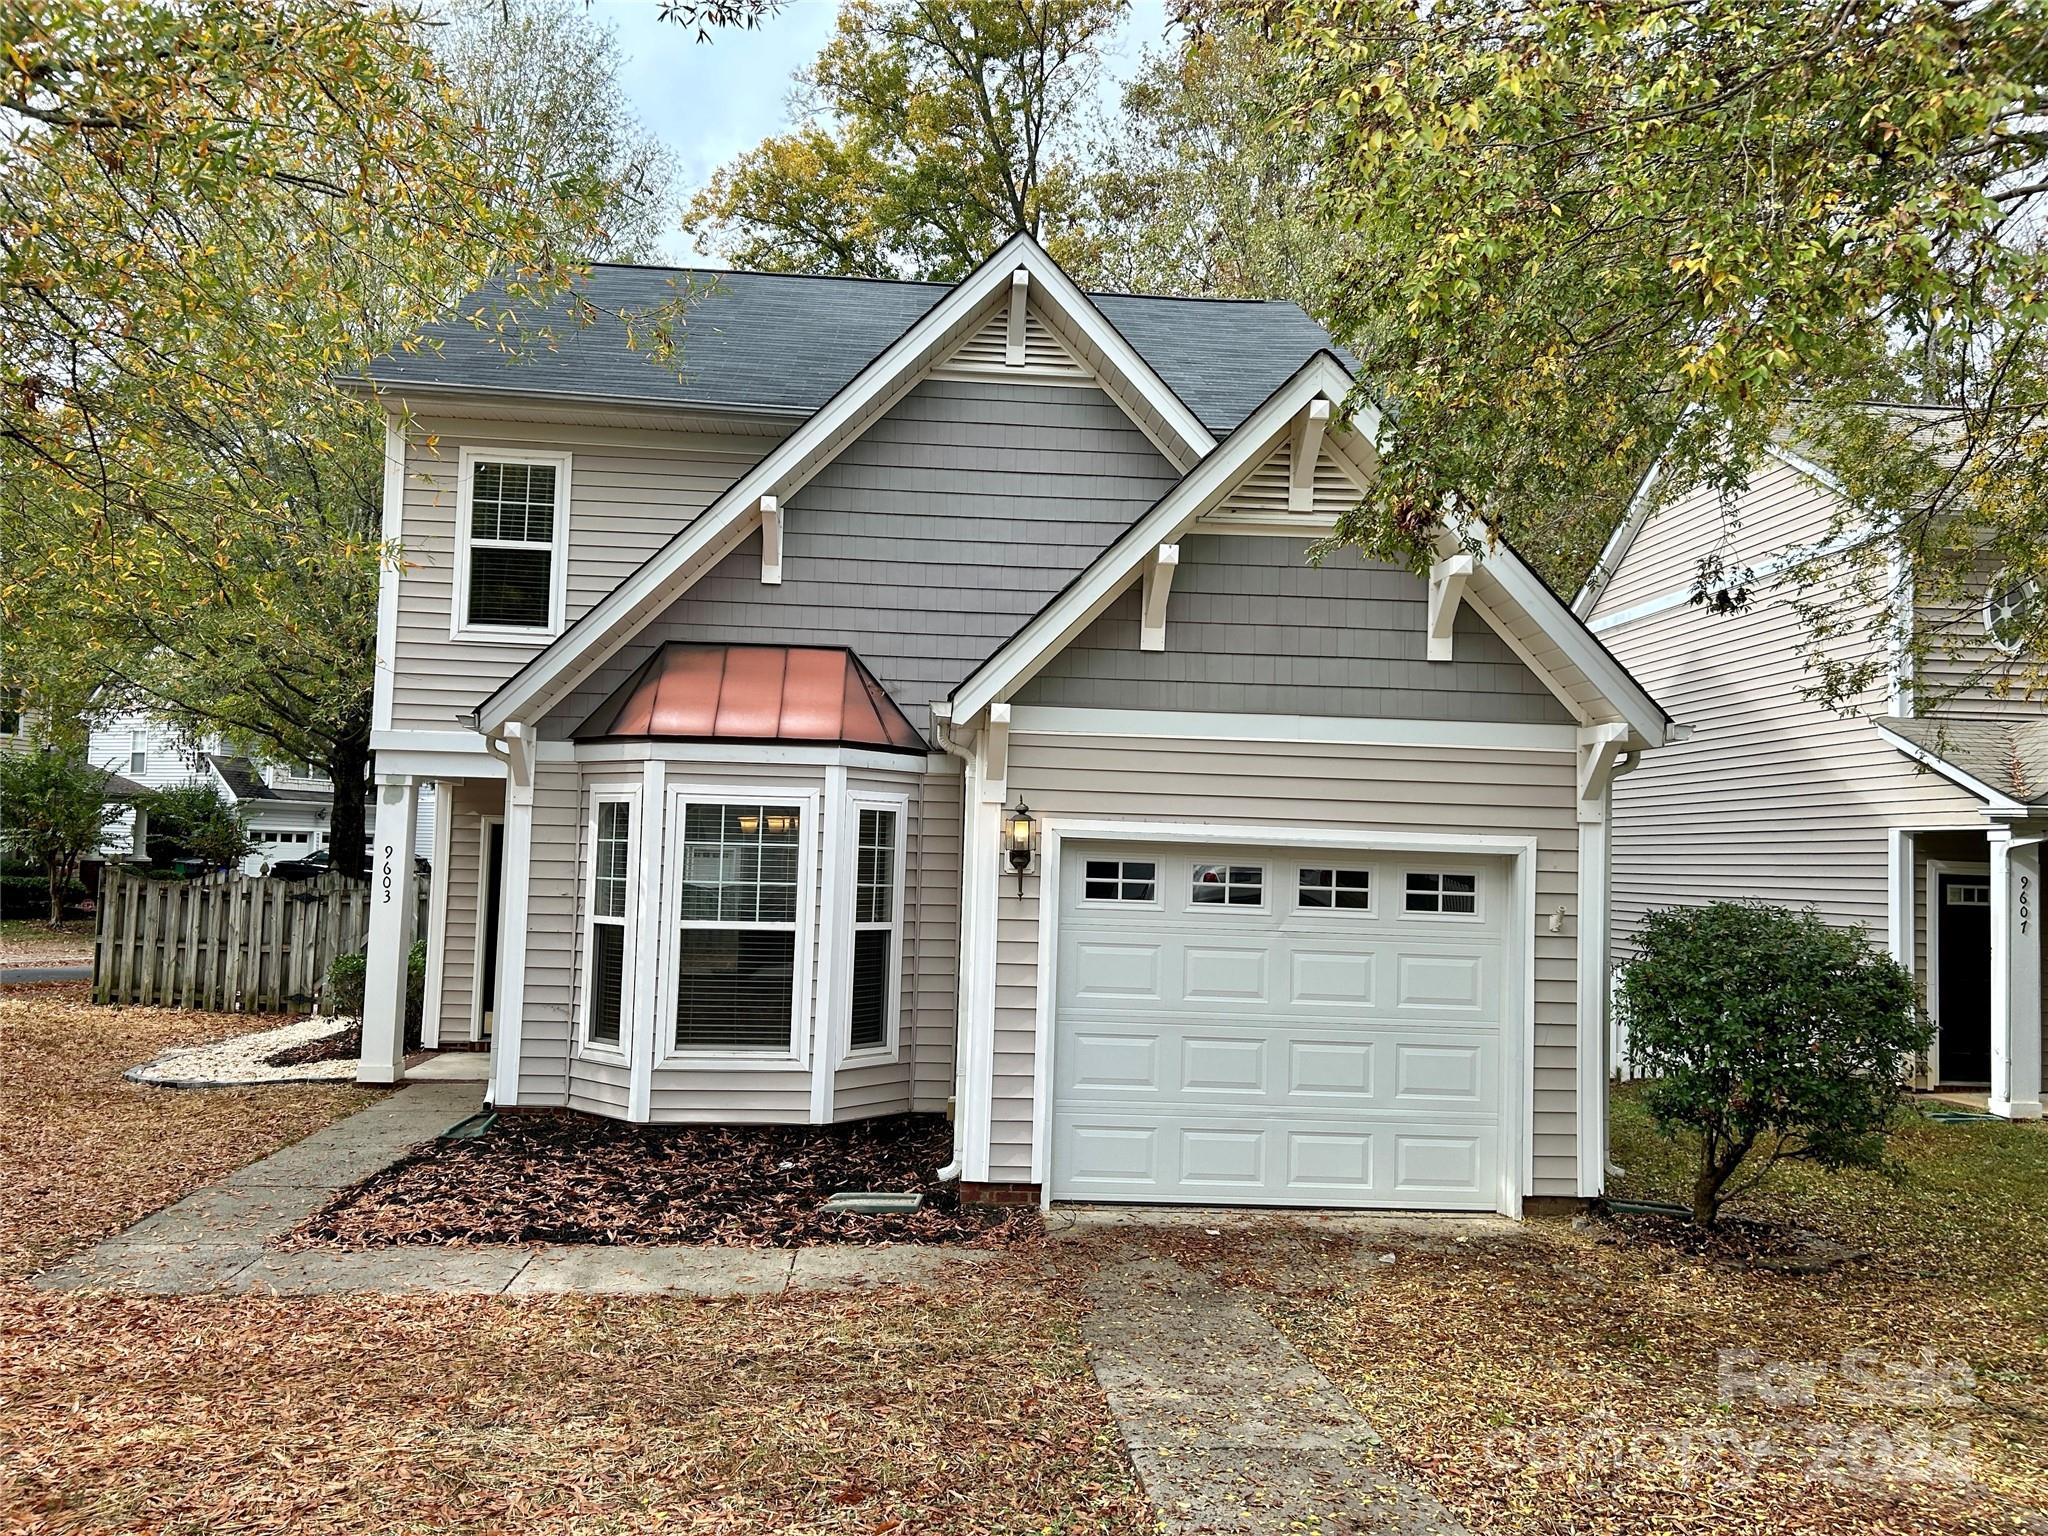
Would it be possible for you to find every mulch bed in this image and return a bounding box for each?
[288,1111,1038,1249]
[1589,1204,1871,1272]
[262,1023,361,1068]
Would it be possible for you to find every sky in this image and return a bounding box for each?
[594,0,1172,266]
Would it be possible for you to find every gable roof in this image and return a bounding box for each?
[472,234,1218,734]
[351,264,1350,436]
[1879,716,2048,809]
[949,353,1672,745]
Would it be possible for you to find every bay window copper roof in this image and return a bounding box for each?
[575,643,927,755]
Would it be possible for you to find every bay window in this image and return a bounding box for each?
[848,805,902,1054]
[581,795,635,1052]
[672,799,807,1055]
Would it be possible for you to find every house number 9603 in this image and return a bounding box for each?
[2020,873,2032,936]
[381,843,395,903]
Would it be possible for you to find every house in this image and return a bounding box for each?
[346,235,1673,1215]
[1575,444,2044,1120]
[83,709,436,874]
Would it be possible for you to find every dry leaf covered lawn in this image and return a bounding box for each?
[0,982,381,1279]
[0,982,1147,1535]
[1204,1089,2048,1536]
[0,919,96,966]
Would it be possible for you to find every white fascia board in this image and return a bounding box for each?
[1452,522,1670,747]
[474,235,1214,735]
[951,356,1357,720]
[373,412,404,733]
[1006,705,1577,754]
[1876,724,2029,814]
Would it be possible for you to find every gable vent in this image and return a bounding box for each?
[936,305,1092,382]
[1204,442,1366,524]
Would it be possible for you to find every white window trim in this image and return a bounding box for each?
[1296,864,1373,914]
[1401,868,1486,922]
[577,783,640,1063]
[1078,854,1165,910]
[1983,578,2038,654]
[657,785,820,1071]
[841,791,910,1065]
[451,446,572,643]
[1185,859,1269,914]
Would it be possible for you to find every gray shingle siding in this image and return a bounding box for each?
[361,265,1351,436]
[1012,535,1578,724]
[543,378,1183,736]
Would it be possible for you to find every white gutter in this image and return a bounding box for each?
[928,699,972,1184]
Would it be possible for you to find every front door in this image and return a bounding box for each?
[1936,873,1991,1085]
[479,819,506,1040]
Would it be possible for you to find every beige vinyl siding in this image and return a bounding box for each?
[1591,461,1820,617]
[1592,466,1984,945]
[1912,548,2045,713]
[390,417,784,732]
[435,777,495,1043]
[516,761,580,1106]
[910,766,962,1113]
[996,736,1584,1195]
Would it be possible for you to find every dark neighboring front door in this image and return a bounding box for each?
[1936,872,1992,1085]
[480,820,506,1039]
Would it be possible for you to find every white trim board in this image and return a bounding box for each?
[473,233,1215,735]
[1876,725,2031,815]
[1006,706,1577,754]
[373,412,405,734]
[1025,814,1538,1219]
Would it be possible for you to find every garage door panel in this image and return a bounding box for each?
[1053,843,1507,1211]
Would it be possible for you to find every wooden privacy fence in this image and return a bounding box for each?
[92,867,425,1014]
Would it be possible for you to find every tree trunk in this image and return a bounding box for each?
[44,856,63,926]
[326,706,372,879]
[1691,1162,1722,1228]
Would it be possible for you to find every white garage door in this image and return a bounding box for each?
[1050,842,1509,1210]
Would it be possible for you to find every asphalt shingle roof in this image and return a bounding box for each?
[360,264,1355,435]
[1882,715,2048,806]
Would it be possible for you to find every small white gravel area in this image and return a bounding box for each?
[128,1015,359,1087]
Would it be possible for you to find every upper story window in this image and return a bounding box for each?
[129,731,146,776]
[1984,577,2038,653]
[0,689,21,738]
[455,450,570,640]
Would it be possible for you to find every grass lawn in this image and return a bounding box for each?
[0,983,1148,1535]
[0,916,96,965]
[1196,1086,2048,1536]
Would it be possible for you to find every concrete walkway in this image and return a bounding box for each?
[31,1078,991,1299]
[1082,1254,1471,1536]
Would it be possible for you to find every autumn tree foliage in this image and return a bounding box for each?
[1265,0,2048,698]
[685,0,1129,280]
[0,1,712,874]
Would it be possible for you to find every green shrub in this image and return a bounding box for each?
[1615,901,1930,1226]
[326,950,367,1016]
[140,784,250,870]
[326,940,428,1051]
[0,871,86,919]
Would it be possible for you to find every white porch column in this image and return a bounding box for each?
[419,779,456,1050]
[1989,826,2043,1121]
[358,773,420,1085]
[955,739,1002,1184]
[487,727,537,1108]
[1575,790,1612,1198]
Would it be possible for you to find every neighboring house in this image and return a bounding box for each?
[346,234,1673,1215]
[1575,445,2045,1120]
[83,710,437,874]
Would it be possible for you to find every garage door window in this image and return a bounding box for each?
[1084,859,1156,903]
[1405,870,1478,916]
[1191,863,1263,906]
[1298,867,1370,911]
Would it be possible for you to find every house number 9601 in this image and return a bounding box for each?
[381,844,395,903]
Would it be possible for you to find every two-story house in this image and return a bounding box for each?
[1576,445,2044,1120]
[347,235,1676,1214]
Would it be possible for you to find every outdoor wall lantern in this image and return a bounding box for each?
[1005,799,1036,896]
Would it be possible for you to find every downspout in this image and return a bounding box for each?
[1601,744,1645,1180]
[929,700,973,1183]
